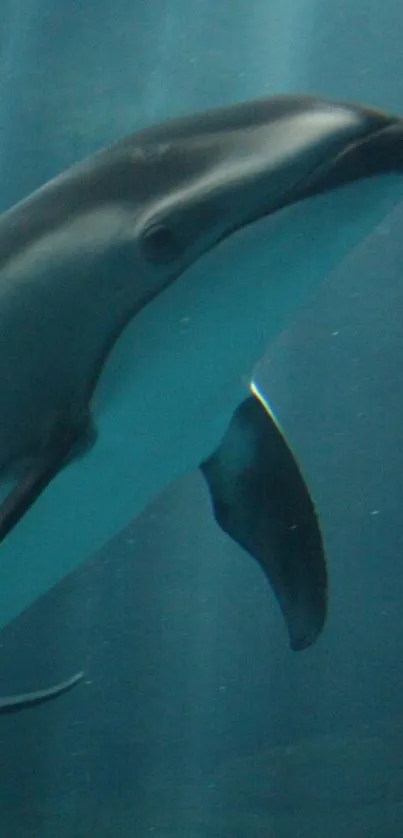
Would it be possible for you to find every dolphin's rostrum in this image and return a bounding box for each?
[0,94,403,711]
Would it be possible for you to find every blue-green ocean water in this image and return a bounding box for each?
[0,0,403,835]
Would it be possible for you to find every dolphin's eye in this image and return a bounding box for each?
[141,223,181,263]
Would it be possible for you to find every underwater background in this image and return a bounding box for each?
[1,0,403,835]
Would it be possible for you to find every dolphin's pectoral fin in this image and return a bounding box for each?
[200,393,327,651]
[0,411,95,545]
[0,671,84,715]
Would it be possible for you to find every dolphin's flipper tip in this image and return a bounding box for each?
[201,391,327,651]
[0,670,85,714]
[0,414,93,546]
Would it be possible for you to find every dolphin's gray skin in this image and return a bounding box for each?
[0,95,402,686]
[0,671,84,714]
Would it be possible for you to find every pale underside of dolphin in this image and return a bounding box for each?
[0,93,403,714]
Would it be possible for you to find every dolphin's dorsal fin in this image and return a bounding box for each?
[201,391,327,651]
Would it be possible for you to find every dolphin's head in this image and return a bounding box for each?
[126,96,403,275]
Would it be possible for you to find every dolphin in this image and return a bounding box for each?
[0,94,403,712]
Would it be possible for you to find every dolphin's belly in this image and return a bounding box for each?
[0,260,249,631]
[0,208,283,629]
